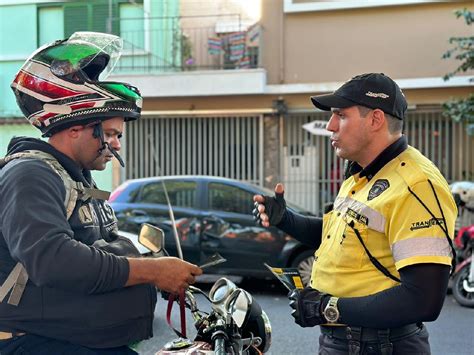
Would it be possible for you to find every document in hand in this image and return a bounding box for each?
[264,263,304,291]
[199,253,227,269]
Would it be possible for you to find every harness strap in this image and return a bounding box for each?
[84,187,111,201]
[7,265,28,306]
[348,221,401,283]
[0,263,23,303]
[407,180,456,274]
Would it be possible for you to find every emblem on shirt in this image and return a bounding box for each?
[410,218,445,231]
[367,179,390,200]
[346,207,369,226]
[78,204,96,225]
[97,200,118,233]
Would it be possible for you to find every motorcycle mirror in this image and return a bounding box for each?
[138,223,164,253]
[225,288,251,328]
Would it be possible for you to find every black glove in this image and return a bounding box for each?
[253,189,287,226]
[288,287,328,328]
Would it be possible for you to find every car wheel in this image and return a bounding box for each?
[291,250,315,287]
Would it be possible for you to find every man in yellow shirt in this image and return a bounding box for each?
[254,73,457,355]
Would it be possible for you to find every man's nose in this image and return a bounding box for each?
[326,114,337,132]
[108,137,121,151]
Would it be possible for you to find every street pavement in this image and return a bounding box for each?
[136,280,474,354]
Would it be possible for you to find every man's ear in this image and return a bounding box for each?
[67,125,84,138]
[370,109,385,131]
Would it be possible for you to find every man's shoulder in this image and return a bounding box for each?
[1,157,65,189]
[2,156,58,175]
[393,146,447,187]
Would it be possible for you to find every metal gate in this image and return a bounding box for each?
[281,111,343,215]
[282,109,473,215]
[124,114,264,186]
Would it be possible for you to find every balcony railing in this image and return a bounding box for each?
[114,15,261,74]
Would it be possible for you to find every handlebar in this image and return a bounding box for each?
[211,318,228,355]
[213,336,226,355]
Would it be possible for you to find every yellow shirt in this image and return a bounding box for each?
[311,146,457,297]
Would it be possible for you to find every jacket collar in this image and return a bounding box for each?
[6,136,92,185]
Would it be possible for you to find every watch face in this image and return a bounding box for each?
[325,307,339,322]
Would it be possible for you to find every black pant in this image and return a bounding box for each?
[318,324,431,355]
[0,334,138,355]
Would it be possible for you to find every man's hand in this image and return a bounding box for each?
[126,257,202,294]
[288,287,328,328]
[253,183,287,227]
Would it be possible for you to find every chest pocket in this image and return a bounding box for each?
[334,213,368,269]
[315,211,366,269]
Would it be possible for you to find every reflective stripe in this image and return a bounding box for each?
[392,237,452,262]
[334,197,386,233]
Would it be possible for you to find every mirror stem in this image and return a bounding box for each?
[161,181,184,260]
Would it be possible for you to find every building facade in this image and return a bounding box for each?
[1,0,473,214]
[114,0,473,214]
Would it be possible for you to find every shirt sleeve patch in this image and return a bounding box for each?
[392,236,452,264]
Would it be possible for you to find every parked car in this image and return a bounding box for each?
[110,175,316,285]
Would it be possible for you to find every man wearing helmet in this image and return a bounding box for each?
[0,32,202,353]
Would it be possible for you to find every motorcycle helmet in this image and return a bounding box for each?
[11,31,142,137]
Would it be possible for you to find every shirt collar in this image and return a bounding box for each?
[349,136,408,181]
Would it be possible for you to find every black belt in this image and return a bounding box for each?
[320,323,422,342]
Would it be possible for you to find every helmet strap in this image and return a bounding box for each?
[92,122,125,167]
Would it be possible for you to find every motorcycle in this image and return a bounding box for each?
[451,225,474,307]
[136,223,272,354]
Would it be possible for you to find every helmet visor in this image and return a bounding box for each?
[46,31,123,81]
[99,82,143,109]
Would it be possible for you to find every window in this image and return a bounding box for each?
[209,183,254,215]
[38,1,145,55]
[38,7,64,47]
[139,181,197,208]
[119,2,145,52]
[62,1,119,38]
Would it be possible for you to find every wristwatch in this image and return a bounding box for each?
[323,296,340,323]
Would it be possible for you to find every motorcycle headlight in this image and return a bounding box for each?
[208,278,272,353]
[225,288,252,328]
[226,289,272,353]
[252,309,272,353]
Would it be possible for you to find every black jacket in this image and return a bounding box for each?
[0,137,156,348]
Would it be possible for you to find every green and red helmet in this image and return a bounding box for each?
[11,32,142,136]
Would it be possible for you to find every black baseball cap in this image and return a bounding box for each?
[310,73,407,120]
